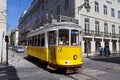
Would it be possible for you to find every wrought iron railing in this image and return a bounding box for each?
[82,29,120,38]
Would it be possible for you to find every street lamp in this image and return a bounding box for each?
[78,3,91,12]
[78,2,91,26]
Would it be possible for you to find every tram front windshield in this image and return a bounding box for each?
[59,29,79,46]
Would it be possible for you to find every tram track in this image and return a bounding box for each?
[65,72,99,80]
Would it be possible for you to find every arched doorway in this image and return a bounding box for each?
[84,40,91,53]
[95,41,100,53]
[113,42,116,52]
[105,42,109,47]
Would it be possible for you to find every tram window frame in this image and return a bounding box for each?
[71,30,79,46]
[58,29,69,45]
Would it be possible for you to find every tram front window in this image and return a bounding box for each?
[59,29,69,45]
[48,31,56,46]
[71,30,79,46]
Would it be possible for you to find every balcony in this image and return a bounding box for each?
[82,29,120,38]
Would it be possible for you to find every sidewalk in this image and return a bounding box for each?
[83,53,120,59]
[0,50,21,68]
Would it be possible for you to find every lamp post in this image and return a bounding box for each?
[5,35,9,65]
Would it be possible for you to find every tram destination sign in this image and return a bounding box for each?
[60,15,78,24]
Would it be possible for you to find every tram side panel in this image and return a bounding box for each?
[27,46,49,61]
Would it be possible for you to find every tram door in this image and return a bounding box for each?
[48,31,57,64]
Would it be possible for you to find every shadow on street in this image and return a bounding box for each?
[0,64,20,80]
[91,57,120,64]
[24,57,66,75]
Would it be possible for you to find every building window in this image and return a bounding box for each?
[95,1,99,12]
[84,0,89,8]
[103,5,107,15]
[104,22,108,36]
[118,11,120,19]
[50,10,53,22]
[57,5,60,15]
[65,0,69,11]
[84,18,90,34]
[95,20,99,35]
[111,8,115,17]
[112,25,115,37]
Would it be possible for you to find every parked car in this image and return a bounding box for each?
[12,46,18,51]
[8,46,13,50]
[15,46,25,53]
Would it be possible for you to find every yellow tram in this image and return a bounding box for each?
[27,22,83,74]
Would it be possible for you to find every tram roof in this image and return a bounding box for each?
[27,22,81,37]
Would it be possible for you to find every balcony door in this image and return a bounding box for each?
[95,20,99,36]
[104,22,108,36]
[84,18,90,35]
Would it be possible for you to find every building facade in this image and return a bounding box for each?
[10,27,19,46]
[0,0,7,63]
[18,0,120,56]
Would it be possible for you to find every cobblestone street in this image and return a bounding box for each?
[0,50,120,80]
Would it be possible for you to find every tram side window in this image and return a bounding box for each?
[41,33,45,47]
[32,36,34,46]
[37,35,41,46]
[28,37,30,46]
[71,30,79,45]
[59,29,69,45]
[34,36,38,46]
[33,37,35,46]
[28,37,31,46]
[29,37,31,46]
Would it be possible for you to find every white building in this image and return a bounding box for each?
[76,0,120,56]
[0,0,7,63]
[10,27,19,46]
[19,0,120,56]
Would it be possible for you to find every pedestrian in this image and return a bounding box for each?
[104,46,111,57]
[99,46,102,56]
[101,47,104,56]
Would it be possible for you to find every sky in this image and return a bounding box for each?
[7,0,32,32]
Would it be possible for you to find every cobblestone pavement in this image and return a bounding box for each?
[0,51,120,80]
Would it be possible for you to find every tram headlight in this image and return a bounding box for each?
[73,55,77,60]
